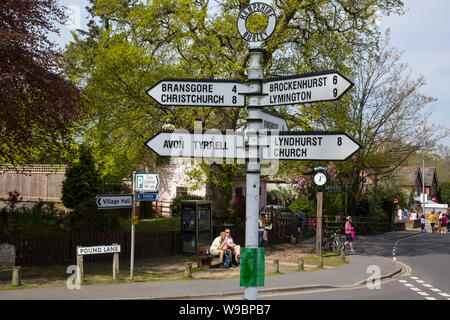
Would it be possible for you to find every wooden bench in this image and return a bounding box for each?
[196,244,213,268]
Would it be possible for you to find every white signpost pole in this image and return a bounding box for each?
[244,46,264,300]
[130,171,136,280]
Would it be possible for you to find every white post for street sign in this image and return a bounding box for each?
[260,70,354,106]
[96,195,133,209]
[146,79,247,107]
[130,171,136,280]
[261,131,361,161]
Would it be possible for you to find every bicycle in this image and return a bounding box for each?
[321,229,342,252]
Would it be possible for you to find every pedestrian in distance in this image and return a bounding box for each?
[397,207,403,221]
[420,215,426,232]
[297,209,307,236]
[440,214,447,234]
[446,212,450,233]
[258,217,264,248]
[429,212,437,234]
[342,216,355,253]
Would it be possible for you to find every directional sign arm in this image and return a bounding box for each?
[146,80,247,107]
[260,70,354,107]
[261,131,361,161]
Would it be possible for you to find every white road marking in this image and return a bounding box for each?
[418,292,429,296]
[439,293,450,297]
[431,288,442,292]
[425,297,437,300]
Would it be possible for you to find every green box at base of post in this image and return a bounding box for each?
[240,247,265,287]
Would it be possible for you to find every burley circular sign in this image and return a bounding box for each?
[237,2,277,42]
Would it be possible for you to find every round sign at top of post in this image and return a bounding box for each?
[237,2,277,43]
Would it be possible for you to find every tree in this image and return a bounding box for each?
[0,0,84,164]
[439,181,450,206]
[61,145,102,209]
[303,32,446,216]
[65,0,406,221]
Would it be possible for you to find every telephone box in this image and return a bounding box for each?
[181,200,212,255]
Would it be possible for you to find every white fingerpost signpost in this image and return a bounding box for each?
[144,2,359,300]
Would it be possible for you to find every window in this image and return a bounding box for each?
[176,187,187,197]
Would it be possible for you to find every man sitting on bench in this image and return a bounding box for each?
[210,232,231,268]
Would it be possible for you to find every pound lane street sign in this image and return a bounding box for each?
[260,70,354,107]
[146,79,247,107]
[261,131,361,161]
[96,195,133,209]
[145,130,247,159]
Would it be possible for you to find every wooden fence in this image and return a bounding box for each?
[0,231,181,267]
[320,215,392,235]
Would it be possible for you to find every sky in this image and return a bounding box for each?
[50,0,450,149]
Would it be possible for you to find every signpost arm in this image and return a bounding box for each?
[130,171,136,280]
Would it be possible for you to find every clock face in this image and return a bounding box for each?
[314,173,327,186]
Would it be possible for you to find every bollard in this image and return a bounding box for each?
[298,258,304,271]
[76,250,84,284]
[113,243,120,280]
[184,262,192,278]
[273,259,279,273]
[11,266,21,287]
[318,255,323,268]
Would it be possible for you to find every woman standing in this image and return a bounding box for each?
[342,216,355,253]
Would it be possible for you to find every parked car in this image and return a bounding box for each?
[260,205,298,224]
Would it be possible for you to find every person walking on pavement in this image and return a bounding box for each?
[397,207,403,221]
[446,212,450,233]
[297,209,306,236]
[429,212,437,234]
[420,214,426,232]
[342,216,355,253]
[440,214,448,233]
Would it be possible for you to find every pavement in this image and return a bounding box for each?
[0,230,422,300]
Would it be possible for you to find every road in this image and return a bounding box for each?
[259,231,450,300]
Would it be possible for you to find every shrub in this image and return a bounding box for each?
[66,198,121,233]
[61,144,102,209]
[169,194,204,217]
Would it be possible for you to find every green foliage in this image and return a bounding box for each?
[267,186,295,207]
[66,198,121,233]
[0,201,68,236]
[289,197,315,217]
[119,217,180,232]
[169,194,204,218]
[61,144,102,209]
[439,181,450,206]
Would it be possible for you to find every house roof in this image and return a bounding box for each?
[395,166,437,187]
